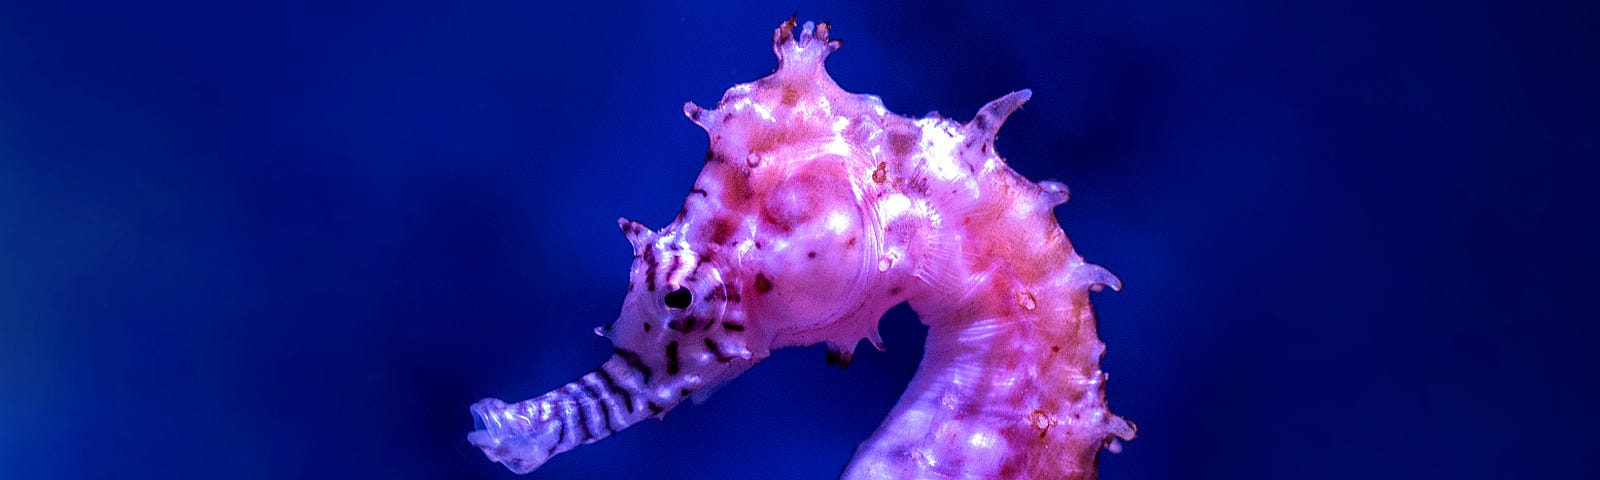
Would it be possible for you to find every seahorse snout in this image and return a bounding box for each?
[467,398,559,474]
[468,355,664,473]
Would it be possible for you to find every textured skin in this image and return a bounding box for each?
[469,18,1133,479]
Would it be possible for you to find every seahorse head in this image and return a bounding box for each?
[469,20,902,472]
[604,18,909,372]
[605,46,896,384]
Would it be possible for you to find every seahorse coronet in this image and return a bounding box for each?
[470,18,1132,479]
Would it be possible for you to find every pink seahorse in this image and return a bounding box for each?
[468,18,1134,479]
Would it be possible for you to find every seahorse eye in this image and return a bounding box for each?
[663,287,692,309]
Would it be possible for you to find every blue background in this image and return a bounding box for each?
[3,1,1596,478]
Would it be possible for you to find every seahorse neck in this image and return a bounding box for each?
[844,158,1131,478]
[859,258,1126,477]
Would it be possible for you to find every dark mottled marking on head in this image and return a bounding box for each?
[665,341,681,374]
[761,203,797,233]
[667,255,682,286]
[717,163,755,204]
[710,217,736,245]
[721,322,745,332]
[999,458,1024,478]
[753,273,773,293]
[1051,345,1061,352]
[595,368,635,413]
[704,283,740,304]
[807,251,817,259]
[704,150,716,163]
[971,112,992,134]
[888,130,916,157]
[889,286,902,295]
[668,315,695,333]
[613,348,654,383]
[642,322,652,332]
[643,247,658,292]
[705,338,736,363]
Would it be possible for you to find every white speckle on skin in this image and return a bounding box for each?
[878,194,912,220]
[899,409,933,433]
[823,138,853,158]
[995,373,1018,390]
[815,95,833,116]
[963,428,1009,476]
[914,118,968,182]
[914,447,938,468]
[968,430,996,449]
[752,102,775,122]
[825,210,853,235]
[831,115,850,134]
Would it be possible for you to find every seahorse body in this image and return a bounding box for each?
[468,19,1134,479]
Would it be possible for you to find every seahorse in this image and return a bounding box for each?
[467,18,1135,479]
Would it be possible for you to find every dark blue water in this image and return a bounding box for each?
[3,1,1596,478]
